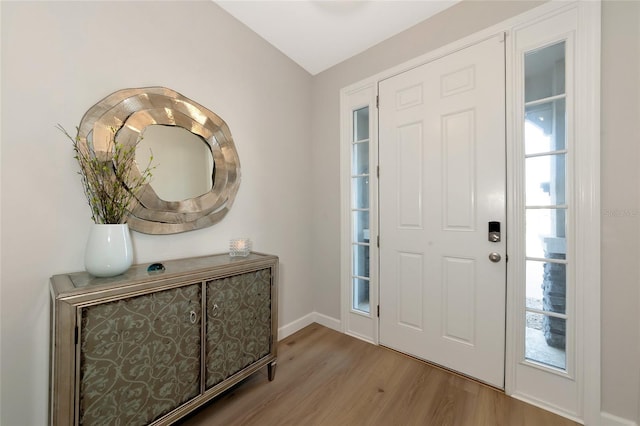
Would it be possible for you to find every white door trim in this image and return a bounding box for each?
[339,1,600,423]
[574,4,601,424]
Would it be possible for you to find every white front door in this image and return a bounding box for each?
[378,35,506,388]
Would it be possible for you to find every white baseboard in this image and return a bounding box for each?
[277,312,342,340]
[344,330,376,345]
[312,312,342,332]
[278,313,315,340]
[600,412,638,426]
[510,393,583,424]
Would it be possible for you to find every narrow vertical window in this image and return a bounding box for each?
[523,42,568,370]
[352,107,370,313]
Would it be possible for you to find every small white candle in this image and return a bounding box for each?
[230,238,251,257]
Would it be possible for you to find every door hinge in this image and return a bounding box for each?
[377,305,380,318]
[377,165,380,178]
[376,95,379,108]
[74,326,79,345]
[377,235,380,248]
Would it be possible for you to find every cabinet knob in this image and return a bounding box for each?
[190,310,197,324]
[212,303,219,317]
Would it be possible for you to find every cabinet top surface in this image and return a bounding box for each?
[50,252,277,298]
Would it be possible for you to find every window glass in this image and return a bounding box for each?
[352,141,369,175]
[351,106,371,314]
[525,312,566,370]
[353,278,370,313]
[352,244,370,278]
[525,154,566,205]
[526,209,567,259]
[524,42,565,103]
[353,107,369,141]
[525,98,566,155]
[352,210,370,244]
[352,177,369,209]
[526,260,566,315]
[524,41,568,372]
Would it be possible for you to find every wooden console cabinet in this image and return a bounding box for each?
[50,252,278,425]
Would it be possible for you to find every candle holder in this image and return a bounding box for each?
[229,238,251,257]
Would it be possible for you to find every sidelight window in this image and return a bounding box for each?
[523,41,568,371]
[351,106,370,314]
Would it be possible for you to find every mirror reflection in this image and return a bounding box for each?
[136,125,215,202]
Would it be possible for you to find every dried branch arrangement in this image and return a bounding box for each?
[58,125,154,224]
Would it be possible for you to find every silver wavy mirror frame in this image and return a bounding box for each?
[77,87,241,234]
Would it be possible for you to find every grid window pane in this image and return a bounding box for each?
[352,141,369,175]
[524,42,566,103]
[525,154,566,205]
[352,210,370,244]
[526,209,566,259]
[526,260,566,314]
[352,244,370,278]
[352,278,370,313]
[353,107,369,141]
[352,176,369,209]
[525,312,566,370]
[525,99,566,155]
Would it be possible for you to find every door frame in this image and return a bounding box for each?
[339,1,600,423]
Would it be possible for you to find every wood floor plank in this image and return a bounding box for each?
[179,324,578,426]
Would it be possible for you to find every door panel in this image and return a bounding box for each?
[379,35,506,388]
[442,256,476,344]
[205,269,272,389]
[397,123,423,228]
[397,251,424,329]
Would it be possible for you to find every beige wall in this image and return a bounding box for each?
[310,0,640,423]
[0,2,312,424]
[600,1,640,422]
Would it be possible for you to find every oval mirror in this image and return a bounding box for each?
[77,87,241,234]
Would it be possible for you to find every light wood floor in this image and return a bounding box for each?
[179,323,578,426]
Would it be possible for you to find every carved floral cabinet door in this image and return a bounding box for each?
[78,284,202,425]
[205,269,272,389]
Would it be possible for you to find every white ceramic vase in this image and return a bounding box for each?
[84,223,133,277]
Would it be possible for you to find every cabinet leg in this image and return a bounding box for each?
[268,361,277,381]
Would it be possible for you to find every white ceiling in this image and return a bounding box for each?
[214,1,461,75]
